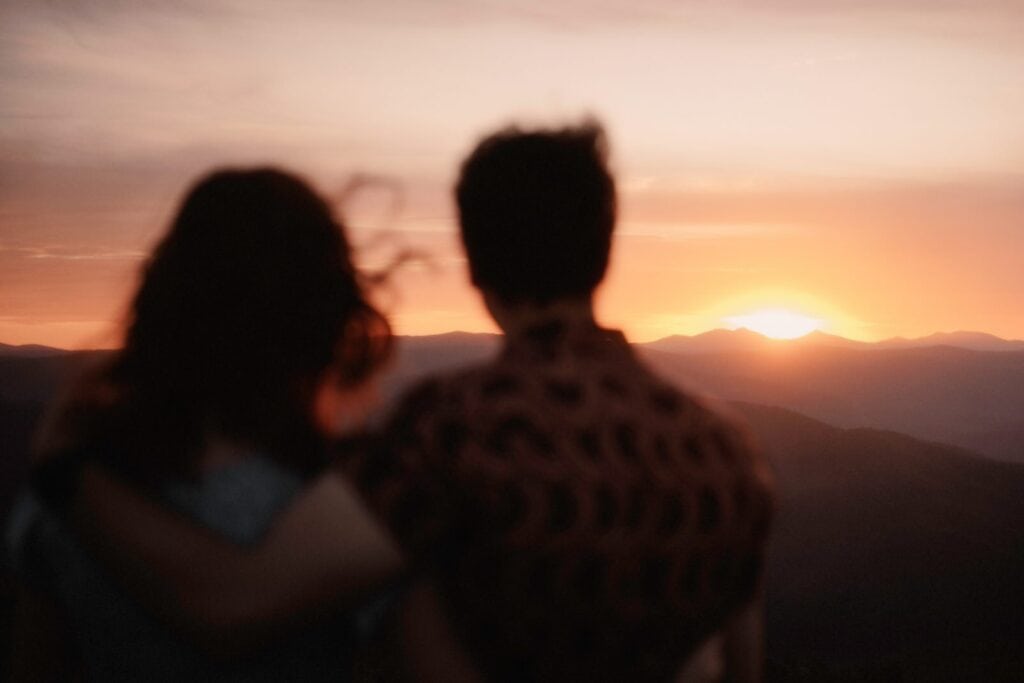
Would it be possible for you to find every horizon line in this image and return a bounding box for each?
[5,326,1024,353]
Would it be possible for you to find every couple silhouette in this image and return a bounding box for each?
[9,121,774,682]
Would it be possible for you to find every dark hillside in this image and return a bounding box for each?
[734,402,1024,681]
[2,343,1022,680]
[642,345,1024,463]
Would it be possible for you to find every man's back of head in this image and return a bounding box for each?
[456,121,616,305]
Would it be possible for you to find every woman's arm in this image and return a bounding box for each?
[72,465,403,653]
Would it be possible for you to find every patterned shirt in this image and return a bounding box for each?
[350,318,774,682]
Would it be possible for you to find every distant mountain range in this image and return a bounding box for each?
[1,337,1023,678]
[4,331,1023,464]
[646,328,1024,354]
[0,342,69,358]
[0,349,109,404]
[5,327,1021,360]
[1,340,1023,679]
[371,331,1024,464]
[641,343,1024,463]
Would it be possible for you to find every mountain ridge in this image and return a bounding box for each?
[3,333,1022,463]
[0,342,69,357]
[646,327,1024,354]
[1,341,1022,678]
[7,328,1024,356]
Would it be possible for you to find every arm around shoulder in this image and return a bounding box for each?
[73,465,403,653]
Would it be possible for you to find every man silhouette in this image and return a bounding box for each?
[356,121,775,682]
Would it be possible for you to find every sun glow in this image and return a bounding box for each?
[722,308,824,340]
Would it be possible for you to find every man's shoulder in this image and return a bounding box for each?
[629,361,737,426]
[385,353,767,465]
[636,364,770,472]
[384,361,502,423]
[391,353,734,422]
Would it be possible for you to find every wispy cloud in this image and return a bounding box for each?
[618,221,793,240]
[0,242,146,261]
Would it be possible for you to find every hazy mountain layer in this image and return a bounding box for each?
[733,402,1024,680]
[2,339,1023,680]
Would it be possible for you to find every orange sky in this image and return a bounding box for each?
[1,1,1023,348]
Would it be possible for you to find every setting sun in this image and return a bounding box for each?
[722,308,824,340]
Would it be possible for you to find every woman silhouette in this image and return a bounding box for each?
[8,168,402,681]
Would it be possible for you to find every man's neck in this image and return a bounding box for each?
[485,294,598,338]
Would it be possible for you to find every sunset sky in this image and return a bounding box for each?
[2,0,1023,348]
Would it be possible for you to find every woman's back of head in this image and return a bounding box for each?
[44,168,391,482]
